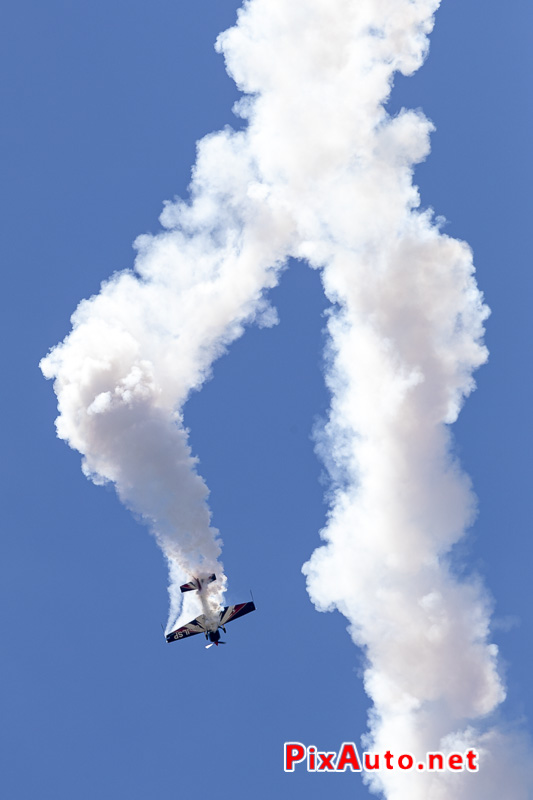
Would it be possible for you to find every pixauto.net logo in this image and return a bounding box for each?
[284,742,479,773]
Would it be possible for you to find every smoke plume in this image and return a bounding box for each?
[40,138,293,627]
[41,0,531,793]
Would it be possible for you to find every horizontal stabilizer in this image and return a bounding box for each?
[180,573,216,593]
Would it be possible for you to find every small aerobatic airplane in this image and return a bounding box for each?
[165,575,256,648]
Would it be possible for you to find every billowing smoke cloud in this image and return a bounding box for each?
[41,0,531,793]
[40,136,294,627]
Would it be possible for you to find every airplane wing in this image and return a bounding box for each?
[219,601,256,626]
[166,614,209,643]
[165,601,256,643]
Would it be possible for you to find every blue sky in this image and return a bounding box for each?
[1,1,532,797]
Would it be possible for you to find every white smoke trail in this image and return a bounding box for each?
[219,0,531,795]
[40,112,297,629]
[41,1,531,792]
